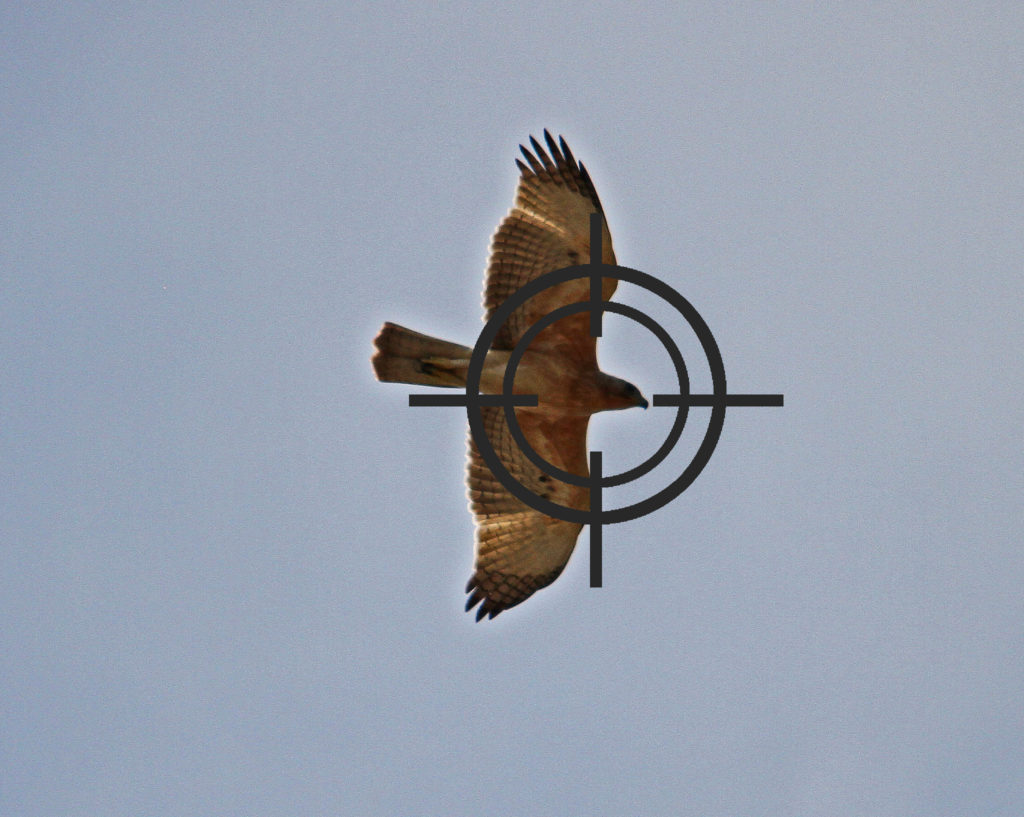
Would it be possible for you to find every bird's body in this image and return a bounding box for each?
[372,131,647,619]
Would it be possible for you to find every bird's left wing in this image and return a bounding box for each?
[465,406,589,620]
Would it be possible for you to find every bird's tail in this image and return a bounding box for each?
[371,322,472,387]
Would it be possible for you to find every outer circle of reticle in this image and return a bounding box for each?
[501,299,690,488]
[464,262,728,526]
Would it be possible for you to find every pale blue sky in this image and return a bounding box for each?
[3,3,1022,815]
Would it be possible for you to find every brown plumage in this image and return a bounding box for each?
[372,131,647,620]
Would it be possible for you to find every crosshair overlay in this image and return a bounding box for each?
[409,213,783,587]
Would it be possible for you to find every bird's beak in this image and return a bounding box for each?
[637,395,649,410]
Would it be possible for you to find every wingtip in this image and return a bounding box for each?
[558,134,575,165]
[464,577,507,622]
[519,142,544,174]
[544,129,561,160]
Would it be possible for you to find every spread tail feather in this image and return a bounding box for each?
[372,322,471,387]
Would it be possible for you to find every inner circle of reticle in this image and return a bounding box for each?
[501,297,690,488]
[465,262,729,526]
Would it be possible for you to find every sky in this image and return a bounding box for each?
[2,3,1022,815]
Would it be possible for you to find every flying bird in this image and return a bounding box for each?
[372,131,647,620]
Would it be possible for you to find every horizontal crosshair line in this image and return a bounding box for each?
[652,393,785,407]
[408,393,539,407]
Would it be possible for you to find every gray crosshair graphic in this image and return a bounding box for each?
[410,213,784,588]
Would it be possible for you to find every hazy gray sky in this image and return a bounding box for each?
[3,3,1022,815]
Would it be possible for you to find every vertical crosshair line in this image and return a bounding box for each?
[588,212,604,338]
[589,449,603,587]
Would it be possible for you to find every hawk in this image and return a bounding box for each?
[372,131,647,620]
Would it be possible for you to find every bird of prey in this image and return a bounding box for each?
[372,131,647,620]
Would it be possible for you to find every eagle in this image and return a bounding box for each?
[372,131,647,620]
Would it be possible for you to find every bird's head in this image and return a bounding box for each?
[597,373,649,411]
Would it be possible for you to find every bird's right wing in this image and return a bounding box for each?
[483,131,617,363]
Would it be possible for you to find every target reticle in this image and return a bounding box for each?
[410,212,784,587]
[464,246,729,524]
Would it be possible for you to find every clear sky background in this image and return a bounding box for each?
[3,3,1022,816]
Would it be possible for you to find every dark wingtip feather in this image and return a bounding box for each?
[465,579,510,622]
[578,159,602,208]
[559,135,576,166]
[519,142,545,174]
[544,129,562,162]
[530,134,557,172]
